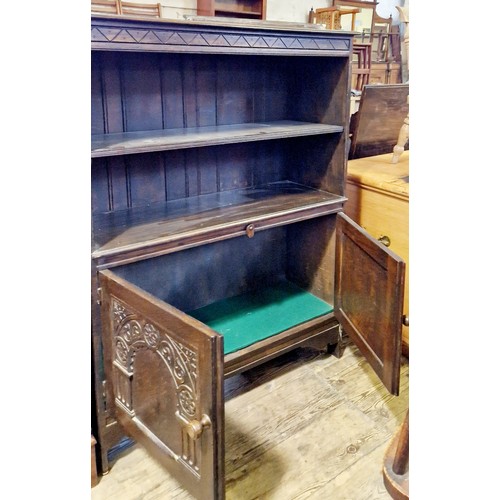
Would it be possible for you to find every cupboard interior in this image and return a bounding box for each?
[91,136,344,255]
[91,50,348,256]
[111,215,337,355]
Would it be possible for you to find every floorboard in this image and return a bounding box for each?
[91,341,409,499]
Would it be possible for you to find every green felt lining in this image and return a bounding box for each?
[188,281,333,355]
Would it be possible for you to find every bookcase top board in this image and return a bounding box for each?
[91,14,354,56]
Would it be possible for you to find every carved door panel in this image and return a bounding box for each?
[335,213,405,395]
[99,269,225,500]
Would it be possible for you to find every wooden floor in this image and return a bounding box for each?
[92,341,409,500]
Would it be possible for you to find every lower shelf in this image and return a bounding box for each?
[92,181,345,267]
[188,281,333,355]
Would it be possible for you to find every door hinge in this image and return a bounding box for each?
[96,287,102,305]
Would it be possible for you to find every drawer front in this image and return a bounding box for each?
[99,270,225,500]
[345,183,408,258]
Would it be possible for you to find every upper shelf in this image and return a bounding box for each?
[92,181,346,267]
[91,121,343,158]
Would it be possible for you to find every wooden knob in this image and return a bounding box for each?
[246,224,255,238]
[402,315,409,327]
[185,414,211,440]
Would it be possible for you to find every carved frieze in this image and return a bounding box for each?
[91,21,350,55]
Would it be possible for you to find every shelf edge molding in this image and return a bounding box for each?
[92,181,346,267]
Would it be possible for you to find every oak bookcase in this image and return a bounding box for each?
[91,15,405,499]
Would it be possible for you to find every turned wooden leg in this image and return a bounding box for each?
[392,411,409,475]
[391,113,409,164]
[383,410,409,500]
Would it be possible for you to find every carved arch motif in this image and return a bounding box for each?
[111,298,198,421]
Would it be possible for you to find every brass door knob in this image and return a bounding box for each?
[378,235,391,247]
[185,414,211,440]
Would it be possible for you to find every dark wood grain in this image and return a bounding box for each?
[100,269,225,500]
[334,213,404,395]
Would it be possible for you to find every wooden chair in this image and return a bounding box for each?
[372,12,393,62]
[352,42,371,91]
[91,0,122,15]
[120,1,162,18]
[309,6,360,31]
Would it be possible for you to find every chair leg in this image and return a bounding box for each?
[391,113,409,164]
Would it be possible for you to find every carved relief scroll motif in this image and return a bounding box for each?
[111,298,201,472]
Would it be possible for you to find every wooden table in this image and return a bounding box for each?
[344,151,409,355]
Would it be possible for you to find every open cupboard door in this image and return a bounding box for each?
[335,213,405,395]
[99,270,225,500]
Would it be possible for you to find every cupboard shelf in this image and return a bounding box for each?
[91,121,343,158]
[189,280,333,355]
[92,181,346,266]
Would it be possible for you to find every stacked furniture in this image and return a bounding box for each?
[91,15,406,499]
[91,0,162,17]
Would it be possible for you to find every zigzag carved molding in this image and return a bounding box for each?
[91,26,350,52]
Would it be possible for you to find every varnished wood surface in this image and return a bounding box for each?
[382,411,409,500]
[346,152,409,199]
[335,213,404,395]
[90,15,355,478]
[99,269,225,498]
[91,342,409,499]
[91,121,343,158]
[92,182,346,266]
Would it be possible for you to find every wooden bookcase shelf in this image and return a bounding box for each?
[91,121,343,158]
[92,181,346,266]
[91,15,405,500]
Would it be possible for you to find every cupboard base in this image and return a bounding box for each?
[96,324,342,474]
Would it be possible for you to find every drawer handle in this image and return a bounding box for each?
[378,235,391,247]
[185,414,211,440]
[246,223,255,238]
